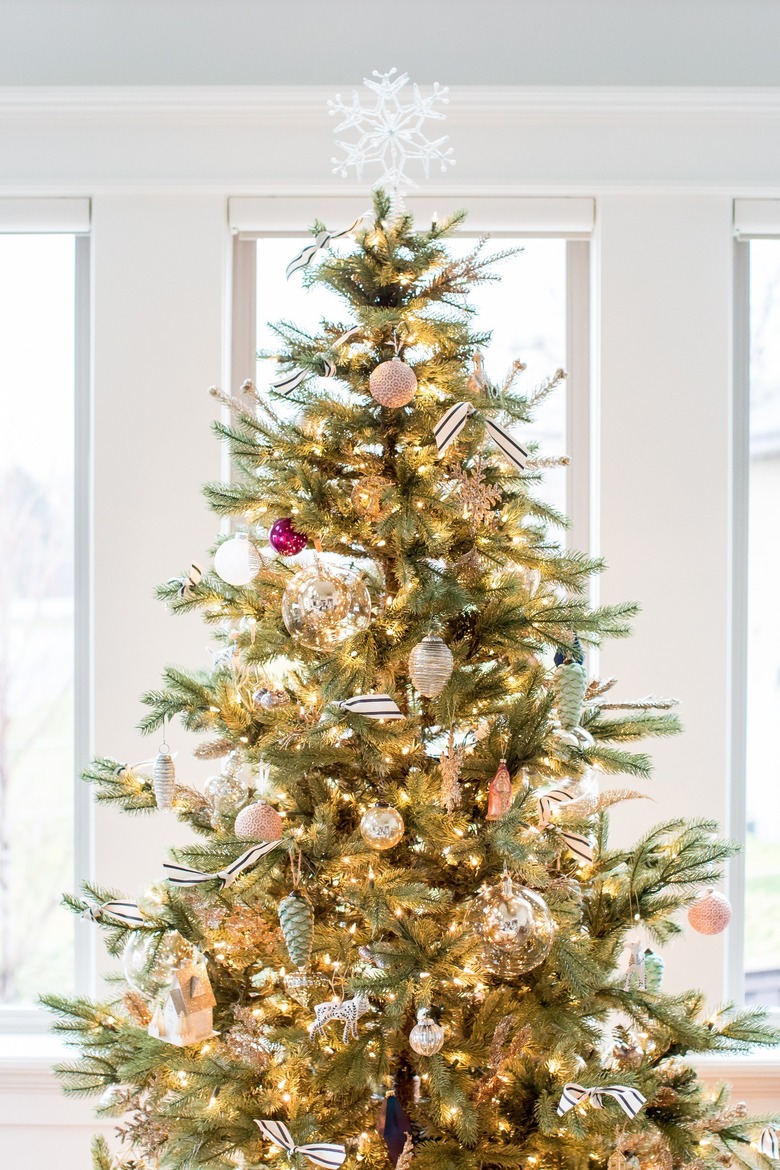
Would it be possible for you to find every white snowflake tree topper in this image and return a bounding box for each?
[328,68,455,195]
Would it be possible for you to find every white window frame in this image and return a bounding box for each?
[228,195,594,559]
[0,199,93,1033]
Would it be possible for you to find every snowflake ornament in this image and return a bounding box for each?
[328,68,455,193]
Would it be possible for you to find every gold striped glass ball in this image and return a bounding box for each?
[369,357,417,407]
[409,1008,444,1056]
[408,635,454,698]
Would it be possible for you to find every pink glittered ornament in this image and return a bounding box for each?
[687,888,732,935]
[269,518,307,556]
[486,760,512,820]
[369,357,417,407]
[234,801,283,841]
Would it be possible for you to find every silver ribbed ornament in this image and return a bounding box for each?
[152,746,176,810]
[409,1007,444,1056]
[408,635,454,698]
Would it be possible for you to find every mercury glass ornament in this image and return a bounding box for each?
[687,888,732,935]
[408,635,454,698]
[214,532,262,586]
[409,1007,444,1056]
[360,802,405,851]
[369,356,417,407]
[204,770,248,827]
[252,687,291,709]
[467,869,555,977]
[283,969,328,1007]
[351,476,393,522]
[282,560,372,651]
[234,800,283,841]
[269,517,308,557]
[122,930,204,1000]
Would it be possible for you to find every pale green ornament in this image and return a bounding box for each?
[278,892,313,970]
[553,660,587,730]
[643,948,664,992]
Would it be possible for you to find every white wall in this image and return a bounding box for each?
[1,83,780,1164]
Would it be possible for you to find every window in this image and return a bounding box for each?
[0,215,90,1022]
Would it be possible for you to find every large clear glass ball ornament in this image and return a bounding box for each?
[282,560,371,651]
[467,870,555,977]
[359,802,405,851]
[122,930,205,999]
[204,771,249,827]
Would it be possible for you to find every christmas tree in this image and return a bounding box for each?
[45,73,780,1170]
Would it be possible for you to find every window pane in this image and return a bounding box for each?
[0,235,76,1007]
[745,239,780,1006]
[256,236,567,515]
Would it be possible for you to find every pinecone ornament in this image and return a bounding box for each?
[553,659,587,730]
[152,747,176,810]
[278,891,313,969]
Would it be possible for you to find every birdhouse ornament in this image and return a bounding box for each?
[148,960,216,1047]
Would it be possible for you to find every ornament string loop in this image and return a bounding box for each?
[163,840,282,889]
[341,694,404,720]
[433,402,529,471]
[256,1119,346,1168]
[285,214,369,280]
[557,1082,646,1120]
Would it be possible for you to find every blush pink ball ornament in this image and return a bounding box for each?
[687,888,732,935]
[369,356,417,407]
[234,801,283,841]
[269,518,308,557]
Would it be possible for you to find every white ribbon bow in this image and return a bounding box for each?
[82,900,144,927]
[759,1128,779,1159]
[286,213,369,279]
[433,401,529,471]
[163,841,282,889]
[256,1119,346,1169]
[341,694,404,720]
[537,788,594,864]
[557,1082,646,1119]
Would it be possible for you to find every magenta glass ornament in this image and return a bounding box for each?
[269,517,307,556]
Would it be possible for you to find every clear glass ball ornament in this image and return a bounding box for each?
[204,770,249,826]
[467,870,555,977]
[122,930,205,1000]
[282,560,371,651]
[214,532,262,587]
[409,1007,444,1055]
[359,802,405,851]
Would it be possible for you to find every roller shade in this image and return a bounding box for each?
[0,198,91,233]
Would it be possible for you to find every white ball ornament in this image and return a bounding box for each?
[409,1007,444,1056]
[369,356,417,407]
[687,888,732,935]
[234,801,283,841]
[214,532,262,587]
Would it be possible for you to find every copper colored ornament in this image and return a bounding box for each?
[687,888,732,935]
[234,801,283,841]
[486,759,512,820]
[369,356,417,407]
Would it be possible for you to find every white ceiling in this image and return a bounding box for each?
[2,0,779,88]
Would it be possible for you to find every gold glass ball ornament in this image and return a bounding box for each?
[467,869,555,977]
[351,475,393,522]
[234,800,283,841]
[282,560,372,651]
[687,888,732,935]
[122,930,205,1000]
[214,532,262,587]
[369,356,417,407]
[408,635,454,698]
[409,1007,444,1056]
[360,802,405,851]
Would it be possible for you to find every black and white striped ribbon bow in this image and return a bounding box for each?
[164,841,282,889]
[433,402,529,471]
[759,1128,779,1159]
[341,694,404,720]
[557,1082,646,1120]
[537,788,594,864]
[286,213,369,279]
[82,900,145,927]
[272,357,337,396]
[177,563,202,599]
[256,1119,346,1169]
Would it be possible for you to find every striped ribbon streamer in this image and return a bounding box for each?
[341,694,404,720]
[178,563,202,599]
[271,356,338,396]
[256,1120,346,1169]
[759,1129,779,1159]
[82,900,145,927]
[286,213,369,279]
[163,840,282,889]
[433,402,529,471]
[557,1082,646,1120]
[538,788,594,864]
